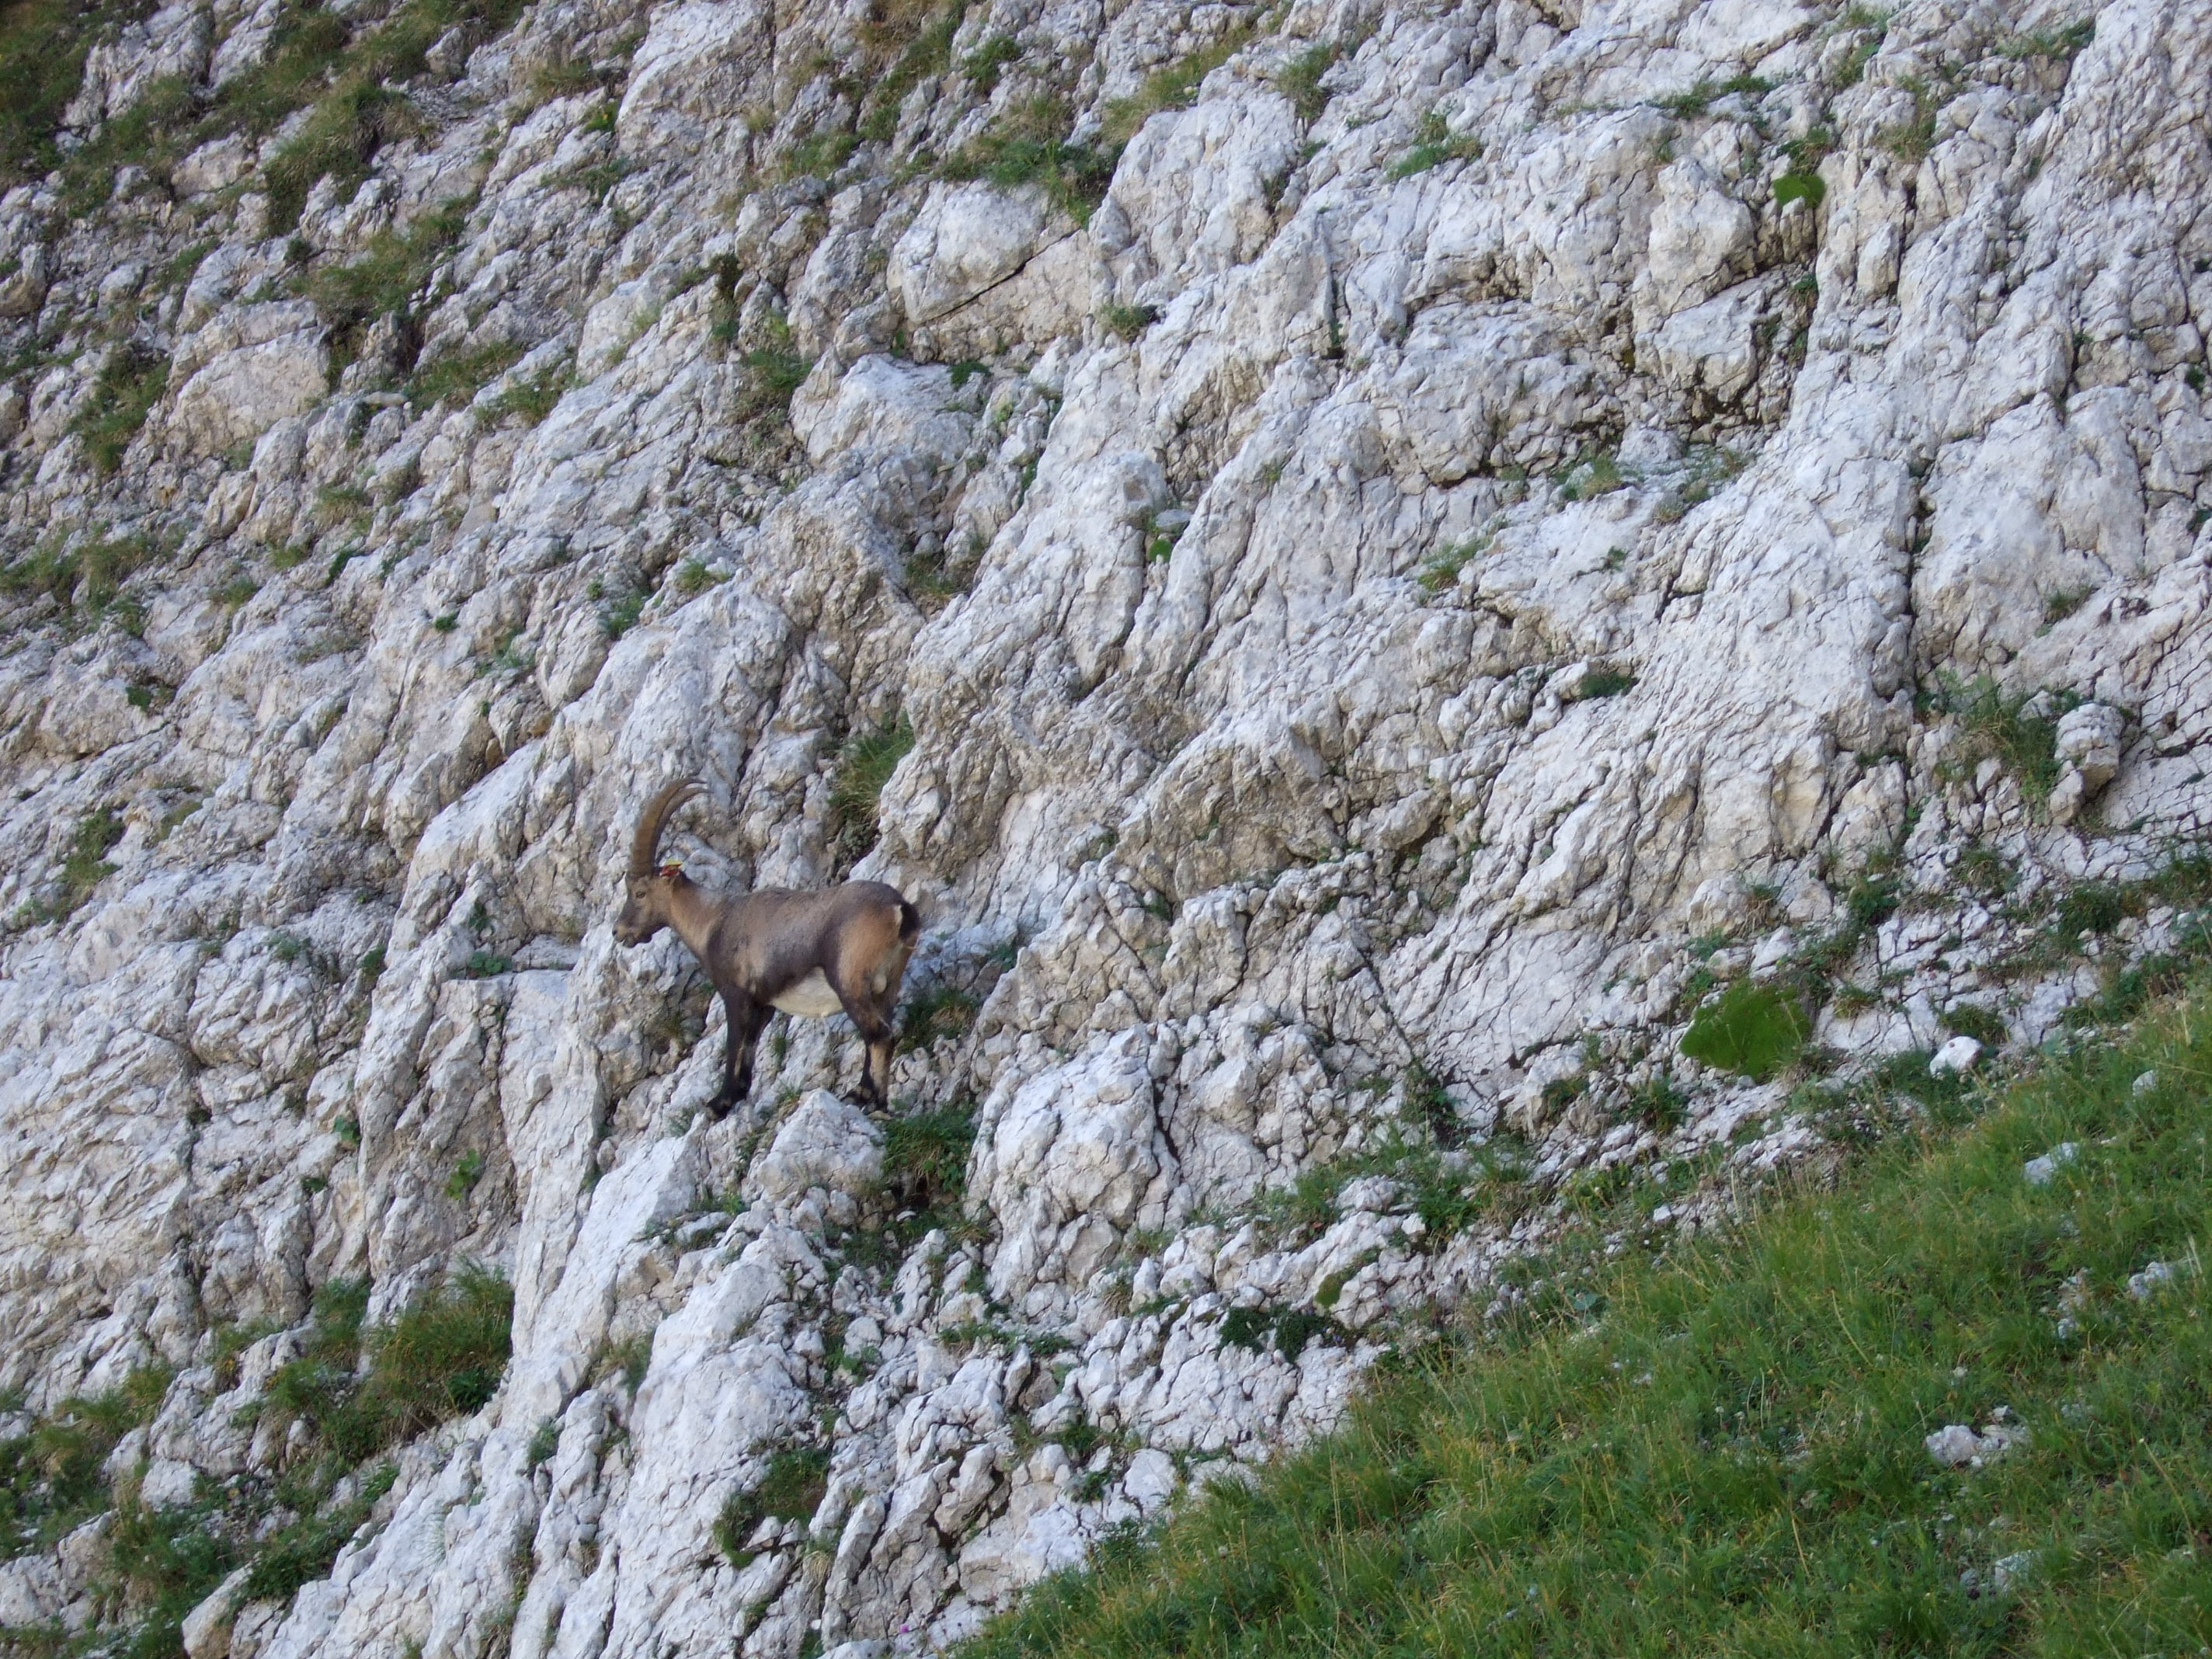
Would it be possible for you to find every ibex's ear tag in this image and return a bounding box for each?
[659,861,683,878]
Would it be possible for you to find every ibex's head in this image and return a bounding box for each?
[614,778,705,946]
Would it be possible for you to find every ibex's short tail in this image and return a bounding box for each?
[897,897,922,944]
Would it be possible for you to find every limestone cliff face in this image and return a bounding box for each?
[1,0,2207,1650]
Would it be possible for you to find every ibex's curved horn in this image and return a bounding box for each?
[629,778,705,878]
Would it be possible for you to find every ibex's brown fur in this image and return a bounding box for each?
[613,779,920,1114]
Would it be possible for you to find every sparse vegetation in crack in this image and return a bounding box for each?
[1932,674,2085,808]
[715,1445,830,1568]
[940,97,1118,226]
[1389,106,1481,179]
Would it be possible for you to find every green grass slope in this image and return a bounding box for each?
[972,987,2212,1657]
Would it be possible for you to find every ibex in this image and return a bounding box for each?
[612,779,920,1115]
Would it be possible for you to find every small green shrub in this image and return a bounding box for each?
[596,586,648,640]
[1937,675,2080,804]
[856,1,963,141]
[1555,449,1625,502]
[254,0,530,231]
[525,1418,560,1470]
[1679,979,1810,1081]
[1574,666,1636,700]
[0,1365,172,1562]
[2040,584,2092,628]
[0,0,106,187]
[673,558,725,596]
[266,82,423,231]
[29,809,127,923]
[1772,170,1825,208]
[781,128,859,182]
[1141,507,1188,563]
[1653,443,1748,521]
[1996,19,2093,59]
[1101,23,1253,144]
[238,1462,397,1604]
[827,715,916,857]
[1219,1304,1344,1363]
[1876,75,1938,164]
[1655,72,1771,120]
[462,950,513,979]
[446,1149,486,1198]
[906,533,981,607]
[737,347,812,415]
[1953,843,2012,898]
[1939,1003,2007,1049]
[1629,1070,1688,1131]
[480,360,567,426]
[529,54,603,100]
[100,1475,242,1654]
[259,1268,511,1471]
[593,1334,652,1393]
[1101,302,1160,340]
[1415,537,1485,593]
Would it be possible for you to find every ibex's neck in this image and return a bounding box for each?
[663,876,726,963]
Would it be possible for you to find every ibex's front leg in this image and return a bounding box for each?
[843,1002,896,1108]
[711,988,772,1119]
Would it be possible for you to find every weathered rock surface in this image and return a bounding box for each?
[2,0,2210,1653]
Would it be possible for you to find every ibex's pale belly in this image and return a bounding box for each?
[770,970,844,1018]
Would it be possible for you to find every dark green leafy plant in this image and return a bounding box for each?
[0,1365,172,1561]
[959,33,1021,93]
[1679,979,1810,1081]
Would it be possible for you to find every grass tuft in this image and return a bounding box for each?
[1936,676,2082,805]
[882,1102,976,1203]
[0,1365,172,1562]
[941,97,1119,226]
[715,1445,830,1566]
[1390,107,1480,179]
[1276,41,1340,124]
[897,986,980,1055]
[827,715,916,858]
[71,346,171,476]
